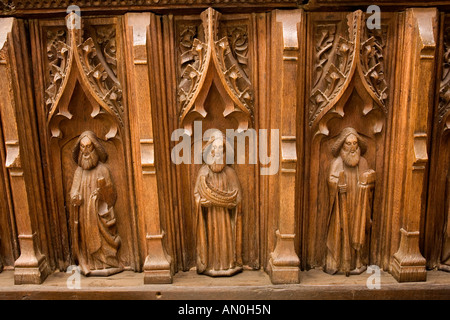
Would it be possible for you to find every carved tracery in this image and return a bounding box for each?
[221,25,250,78]
[309,12,359,127]
[309,11,388,128]
[312,24,336,90]
[46,15,124,137]
[360,25,388,110]
[45,28,67,111]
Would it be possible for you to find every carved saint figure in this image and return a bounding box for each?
[70,131,122,276]
[194,132,243,276]
[440,174,450,272]
[326,127,375,276]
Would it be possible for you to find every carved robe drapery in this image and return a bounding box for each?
[194,164,243,276]
[70,132,122,276]
[326,128,375,275]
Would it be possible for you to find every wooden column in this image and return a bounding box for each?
[125,13,172,284]
[0,18,50,284]
[390,8,438,282]
[423,13,450,271]
[268,9,303,284]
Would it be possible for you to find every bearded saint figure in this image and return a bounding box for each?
[326,127,376,276]
[194,131,243,277]
[69,131,122,276]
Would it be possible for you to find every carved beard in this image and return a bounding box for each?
[208,156,226,173]
[341,146,361,168]
[78,149,99,170]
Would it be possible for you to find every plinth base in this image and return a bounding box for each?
[269,260,300,284]
[1,269,450,299]
[144,269,173,284]
[391,258,427,283]
[14,258,50,285]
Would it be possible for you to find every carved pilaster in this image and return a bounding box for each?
[390,8,437,282]
[125,12,172,284]
[0,17,50,284]
[268,9,303,284]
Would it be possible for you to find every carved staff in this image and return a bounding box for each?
[352,170,375,269]
[72,200,80,264]
[338,171,351,276]
[71,173,83,264]
[353,171,375,251]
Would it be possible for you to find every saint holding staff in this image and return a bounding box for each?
[326,127,375,276]
[70,131,122,276]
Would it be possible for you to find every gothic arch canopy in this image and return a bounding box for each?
[178,7,254,135]
[309,10,388,139]
[47,13,124,141]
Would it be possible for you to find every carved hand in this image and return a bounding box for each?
[338,184,348,193]
[337,171,347,193]
[92,187,102,200]
[200,198,212,208]
[71,193,82,206]
[227,202,237,209]
[360,169,376,185]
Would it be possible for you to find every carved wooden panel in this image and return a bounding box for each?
[301,10,396,273]
[0,2,448,291]
[30,15,141,273]
[149,9,262,275]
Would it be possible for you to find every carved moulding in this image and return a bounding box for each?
[0,0,298,15]
[304,10,388,273]
[177,7,254,134]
